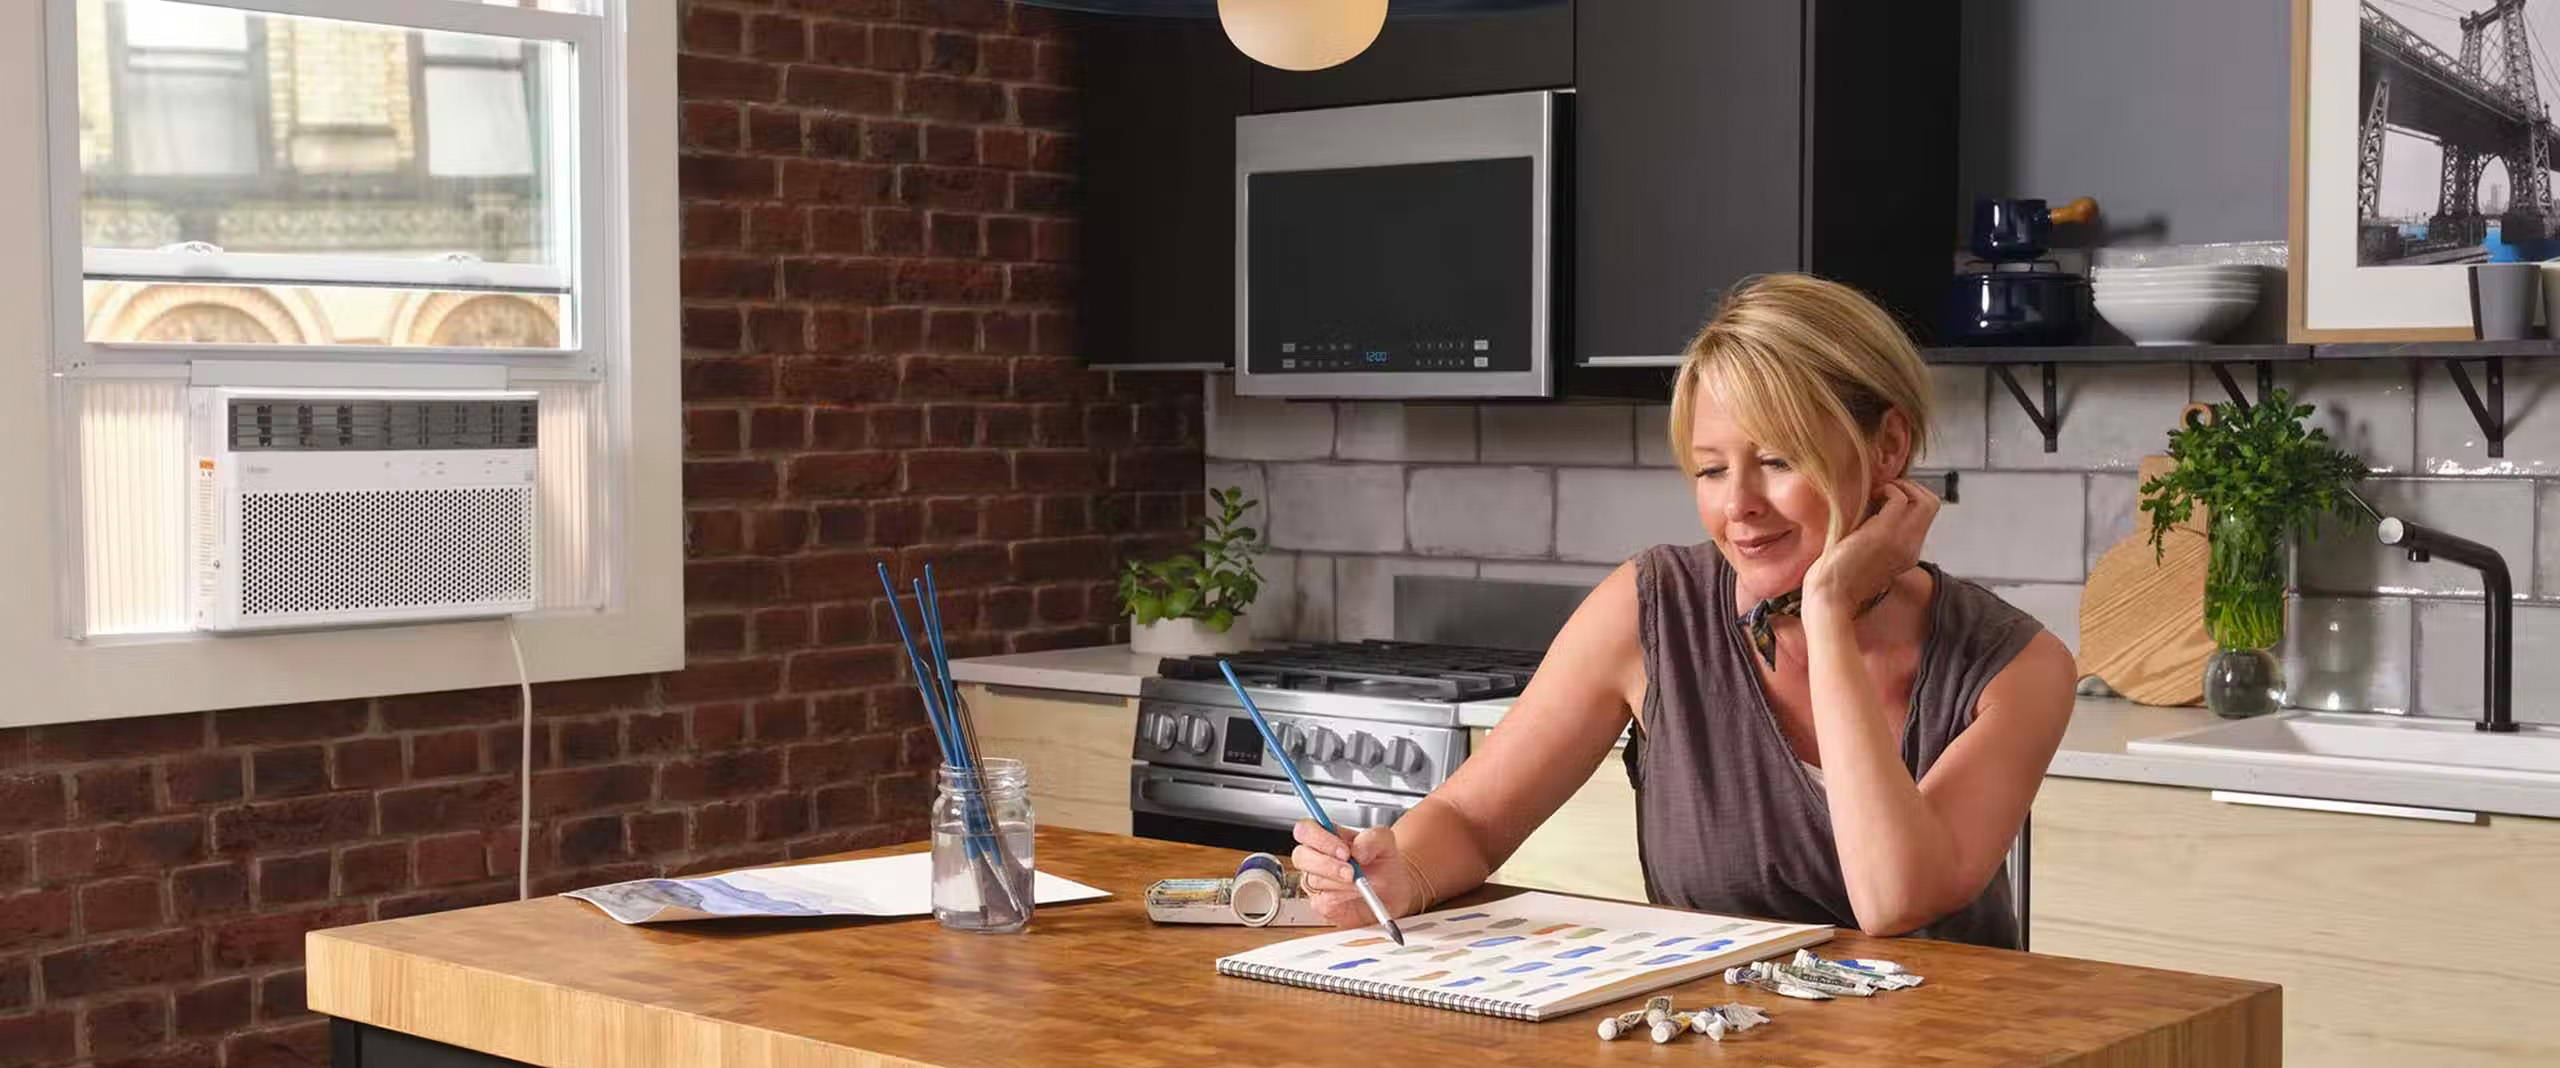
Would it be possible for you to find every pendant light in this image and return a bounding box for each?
[1217,0,1388,71]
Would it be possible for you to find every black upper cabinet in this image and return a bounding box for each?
[1070,14,1250,368]
[1247,3,1573,113]
[1574,0,1958,363]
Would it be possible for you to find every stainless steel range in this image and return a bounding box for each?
[1130,640,1544,854]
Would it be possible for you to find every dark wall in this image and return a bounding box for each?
[1958,0,2293,244]
[0,3,1200,1066]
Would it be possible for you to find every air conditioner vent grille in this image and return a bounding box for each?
[239,488,534,619]
[228,399,539,451]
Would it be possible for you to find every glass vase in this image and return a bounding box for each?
[930,758,1035,933]
[2202,511,2286,719]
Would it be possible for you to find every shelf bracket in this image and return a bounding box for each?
[2443,356,2506,459]
[2205,360,2277,411]
[1992,362,2059,453]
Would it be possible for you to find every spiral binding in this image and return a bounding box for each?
[1216,958,1539,1021]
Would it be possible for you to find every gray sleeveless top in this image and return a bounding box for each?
[1624,542,2040,949]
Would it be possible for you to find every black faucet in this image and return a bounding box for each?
[2376,516,2516,733]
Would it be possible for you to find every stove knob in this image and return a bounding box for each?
[1145,713,1177,751]
[1348,732,1386,769]
[1387,737,1427,775]
[1181,715,1216,755]
[1309,728,1345,763]
[1274,723,1308,760]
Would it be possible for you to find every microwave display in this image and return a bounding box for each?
[1245,157,1533,376]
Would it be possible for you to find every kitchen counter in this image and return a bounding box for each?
[310,828,2278,1067]
[953,647,2560,819]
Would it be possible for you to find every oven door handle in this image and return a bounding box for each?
[1133,772,1411,831]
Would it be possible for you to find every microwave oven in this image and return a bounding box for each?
[1234,91,1561,399]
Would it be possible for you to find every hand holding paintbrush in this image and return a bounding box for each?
[1216,661,1408,945]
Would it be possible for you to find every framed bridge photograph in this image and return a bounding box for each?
[2291,0,2560,339]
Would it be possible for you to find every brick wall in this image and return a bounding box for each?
[0,3,1203,1066]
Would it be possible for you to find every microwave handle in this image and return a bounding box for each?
[1135,774,1409,831]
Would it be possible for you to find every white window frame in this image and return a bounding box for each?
[0,0,681,728]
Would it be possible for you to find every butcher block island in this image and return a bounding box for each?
[307,829,2278,1067]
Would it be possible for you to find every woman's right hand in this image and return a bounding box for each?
[1290,819,1430,929]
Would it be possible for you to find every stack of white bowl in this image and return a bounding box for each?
[2091,264,2261,346]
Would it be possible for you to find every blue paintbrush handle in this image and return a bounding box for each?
[1217,660,1402,943]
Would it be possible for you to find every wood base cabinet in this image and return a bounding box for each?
[955,684,1138,836]
[2032,777,2560,1066]
[1475,729,1646,902]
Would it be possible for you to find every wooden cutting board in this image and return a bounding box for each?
[2078,438,2214,705]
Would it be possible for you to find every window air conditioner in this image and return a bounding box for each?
[189,388,540,632]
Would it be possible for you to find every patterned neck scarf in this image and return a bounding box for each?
[1739,584,1895,668]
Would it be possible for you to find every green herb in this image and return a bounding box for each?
[1115,486,1264,632]
[2139,389,2368,649]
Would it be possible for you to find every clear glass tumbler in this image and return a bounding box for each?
[930,758,1034,933]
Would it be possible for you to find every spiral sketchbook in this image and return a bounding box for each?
[1214,892,1832,1021]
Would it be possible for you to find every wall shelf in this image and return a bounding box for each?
[1922,344,2310,453]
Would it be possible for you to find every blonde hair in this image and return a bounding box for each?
[1667,274,1934,549]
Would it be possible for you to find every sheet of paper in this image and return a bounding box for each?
[565,853,1109,925]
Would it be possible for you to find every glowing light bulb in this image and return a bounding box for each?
[1218,0,1387,71]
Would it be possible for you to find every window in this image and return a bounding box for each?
[1,0,680,725]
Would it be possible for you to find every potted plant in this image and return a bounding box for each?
[2141,389,2369,718]
[1117,486,1265,656]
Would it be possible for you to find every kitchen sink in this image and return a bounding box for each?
[2127,711,2560,782]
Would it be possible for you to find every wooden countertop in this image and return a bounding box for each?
[309,829,2279,1067]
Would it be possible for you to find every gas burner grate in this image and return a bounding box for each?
[1155,640,1545,700]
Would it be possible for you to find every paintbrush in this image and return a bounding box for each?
[916,572,1028,922]
[876,564,1018,924]
[1216,660,1405,945]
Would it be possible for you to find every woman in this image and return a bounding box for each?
[1291,274,2076,948]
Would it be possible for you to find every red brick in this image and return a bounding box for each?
[213,794,370,854]
[408,730,481,779]
[663,659,786,704]
[170,863,248,921]
[0,955,27,1012]
[530,765,652,817]
[1013,536,1116,583]
[685,559,783,606]
[1017,85,1074,130]
[895,260,1001,303]
[688,802,753,852]
[1017,449,1107,491]
[1035,583,1087,623]
[984,37,1037,82]
[257,852,331,906]
[985,215,1032,260]
[868,207,926,254]
[927,212,981,258]
[250,746,328,799]
[682,253,778,298]
[1035,495,1089,535]
[903,76,1006,123]
[986,495,1036,539]
[752,793,810,840]
[872,25,922,71]
[813,782,879,828]
[556,718,618,766]
[781,357,902,405]
[903,449,1011,492]
[658,750,784,802]
[981,127,1032,169]
[813,504,869,546]
[1031,129,1074,172]
[376,883,512,922]
[176,977,252,1037]
[688,510,745,557]
[693,705,748,749]
[812,20,868,66]
[686,408,743,453]
[681,101,741,150]
[925,31,979,75]
[30,714,202,763]
[786,736,899,788]
[985,587,1033,629]
[629,811,686,856]
[73,764,155,821]
[871,499,924,544]
[1116,447,1204,491]
[221,1019,329,1068]
[411,833,488,888]
[683,306,744,351]
[627,713,685,756]
[685,460,780,501]
[904,355,1010,400]
[0,836,22,889]
[0,889,73,949]
[1011,172,1072,212]
[331,737,401,790]
[85,994,169,1058]
[811,207,867,254]
[747,509,809,555]
[870,307,927,353]
[678,53,777,102]
[923,123,977,165]
[41,930,199,996]
[213,701,369,746]
[555,815,626,867]
[377,777,513,837]
[681,5,741,53]
[902,166,1008,211]
[81,877,163,934]
[746,13,808,62]
[785,647,904,694]
[926,497,980,539]
[787,452,900,498]
[37,818,206,882]
[0,1011,74,1068]
[1034,218,1077,262]
[788,67,897,114]
[336,842,407,897]
[781,255,894,301]
[1007,261,1072,302]
[206,907,363,970]
[747,406,807,451]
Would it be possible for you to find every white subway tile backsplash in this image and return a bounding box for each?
[1336,402,1478,462]
[1245,551,1297,640]
[1928,365,1988,470]
[1554,468,1705,563]
[1987,582,2083,654]
[2415,357,2560,475]
[1267,464,1406,553]
[1479,561,1617,588]
[2297,479,2533,597]
[1986,363,2192,470]
[1206,375,1336,460]
[2084,473,2139,573]
[2282,596,2411,714]
[1407,467,1554,559]
[2413,599,2560,725]
[1204,461,1266,547]
[1923,472,2084,582]
[1635,405,1676,468]
[1336,556,1478,640]
[2271,360,2416,473]
[1482,404,1635,465]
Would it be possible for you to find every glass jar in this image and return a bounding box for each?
[2202,511,2287,718]
[931,758,1034,933]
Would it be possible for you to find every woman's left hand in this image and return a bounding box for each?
[1803,479,1939,612]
